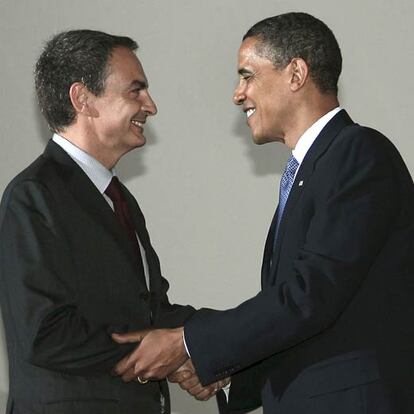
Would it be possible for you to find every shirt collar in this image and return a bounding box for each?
[52,133,114,194]
[292,107,342,165]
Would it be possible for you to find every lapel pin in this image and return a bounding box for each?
[299,180,304,186]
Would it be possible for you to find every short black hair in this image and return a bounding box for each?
[35,29,138,132]
[243,12,342,94]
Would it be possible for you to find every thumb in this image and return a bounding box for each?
[111,329,151,343]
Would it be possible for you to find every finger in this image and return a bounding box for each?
[178,375,200,391]
[178,359,195,373]
[121,367,139,383]
[193,386,216,401]
[188,382,208,396]
[113,345,142,376]
[112,356,130,376]
[134,361,148,377]
[194,391,213,401]
[111,329,150,343]
[168,369,193,383]
[134,362,170,380]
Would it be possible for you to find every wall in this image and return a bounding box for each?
[0,1,413,413]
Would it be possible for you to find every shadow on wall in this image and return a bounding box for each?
[337,80,346,108]
[0,391,7,414]
[233,112,290,177]
[0,313,9,414]
[33,98,52,144]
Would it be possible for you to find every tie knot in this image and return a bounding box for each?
[105,176,123,203]
[285,155,299,177]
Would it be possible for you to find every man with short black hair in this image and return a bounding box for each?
[113,13,414,414]
[0,29,196,414]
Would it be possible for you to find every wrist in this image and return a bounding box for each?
[172,327,187,361]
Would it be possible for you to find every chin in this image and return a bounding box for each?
[131,134,147,148]
[252,130,282,145]
[135,138,146,148]
[251,134,269,145]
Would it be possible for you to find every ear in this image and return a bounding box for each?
[289,58,309,91]
[68,82,96,117]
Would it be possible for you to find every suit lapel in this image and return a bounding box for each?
[261,207,279,289]
[122,186,159,290]
[122,187,165,319]
[263,110,355,285]
[43,141,148,291]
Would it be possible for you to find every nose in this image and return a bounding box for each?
[233,80,246,105]
[143,91,157,116]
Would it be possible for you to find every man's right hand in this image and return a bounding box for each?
[168,360,230,401]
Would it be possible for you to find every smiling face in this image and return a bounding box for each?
[233,37,294,145]
[87,46,157,164]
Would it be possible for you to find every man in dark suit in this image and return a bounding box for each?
[0,30,197,414]
[111,12,414,414]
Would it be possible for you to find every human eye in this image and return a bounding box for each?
[240,72,253,82]
[129,81,148,96]
[131,87,142,95]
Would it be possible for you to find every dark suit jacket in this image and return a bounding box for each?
[185,111,414,414]
[0,141,195,414]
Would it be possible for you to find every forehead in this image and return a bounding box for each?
[238,37,274,70]
[107,47,147,84]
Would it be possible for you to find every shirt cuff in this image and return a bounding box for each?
[183,330,191,358]
[222,381,231,402]
[183,329,230,401]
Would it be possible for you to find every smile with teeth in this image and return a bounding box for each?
[131,120,144,128]
[246,108,256,118]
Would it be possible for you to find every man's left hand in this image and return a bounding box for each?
[169,359,230,401]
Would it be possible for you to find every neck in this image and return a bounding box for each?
[59,126,121,170]
[283,94,339,149]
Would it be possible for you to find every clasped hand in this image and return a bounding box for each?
[168,359,230,401]
[111,328,230,400]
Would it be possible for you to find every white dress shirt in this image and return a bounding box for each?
[52,133,150,289]
[292,107,342,173]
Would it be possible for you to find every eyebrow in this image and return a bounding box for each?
[130,79,148,89]
[238,68,253,76]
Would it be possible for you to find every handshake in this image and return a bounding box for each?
[111,327,230,401]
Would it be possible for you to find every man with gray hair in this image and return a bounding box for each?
[0,29,198,413]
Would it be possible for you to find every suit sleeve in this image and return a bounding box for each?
[184,130,404,385]
[0,179,135,376]
[152,275,196,328]
[216,362,265,414]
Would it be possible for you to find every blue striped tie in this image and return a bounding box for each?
[274,155,299,245]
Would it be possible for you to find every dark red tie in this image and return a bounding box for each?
[105,176,145,274]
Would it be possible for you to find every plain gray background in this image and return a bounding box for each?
[0,1,413,413]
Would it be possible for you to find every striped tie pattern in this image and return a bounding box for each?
[274,155,299,243]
